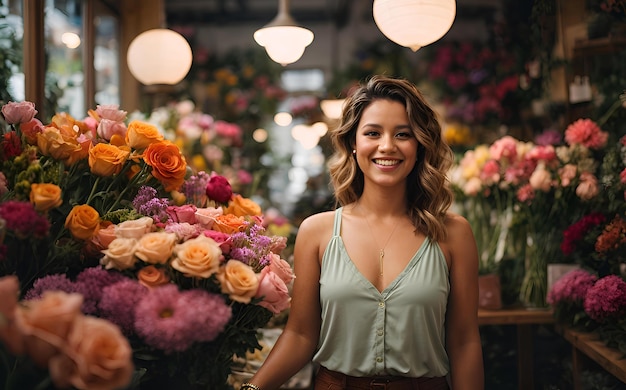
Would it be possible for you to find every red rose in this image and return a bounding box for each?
[205,175,232,204]
[2,132,22,160]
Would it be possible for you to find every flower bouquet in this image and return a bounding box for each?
[0,101,294,389]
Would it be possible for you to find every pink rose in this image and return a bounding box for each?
[92,222,117,249]
[48,316,133,390]
[255,267,291,314]
[489,135,518,162]
[205,174,233,204]
[96,104,128,122]
[15,291,83,367]
[269,235,288,255]
[268,253,295,285]
[558,164,577,187]
[1,101,37,124]
[166,204,198,224]
[97,118,127,141]
[203,229,232,253]
[195,206,223,228]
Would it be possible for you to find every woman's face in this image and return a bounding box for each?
[353,99,419,189]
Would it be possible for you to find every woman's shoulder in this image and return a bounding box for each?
[298,209,337,234]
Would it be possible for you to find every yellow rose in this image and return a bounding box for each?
[224,194,262,217]
[37,127,85,166]
[216,260,259,303]
[143,140,187,192]
[212,214,247,234]
[171,235,222,278]
[114,217,154,239]
[88,143,130,177]
[134,232,177,264]
[65,204,100,241]
[125,120,163,150]
[30,183,62,212]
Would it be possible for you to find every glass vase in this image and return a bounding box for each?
[519,228,559,309]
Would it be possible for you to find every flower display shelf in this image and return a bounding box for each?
[555,325,626,389]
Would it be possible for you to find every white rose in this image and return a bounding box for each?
[114,217,154,239]
[100,238,138,270]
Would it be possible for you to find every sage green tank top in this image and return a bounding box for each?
[312,207,450,377]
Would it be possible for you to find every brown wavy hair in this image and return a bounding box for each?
[327,75,454,242]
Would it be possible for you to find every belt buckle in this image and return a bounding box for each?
[370,378,391,389]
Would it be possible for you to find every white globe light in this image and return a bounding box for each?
[127,29,193,85]
[373,0,456,52]
[254,25,313,66]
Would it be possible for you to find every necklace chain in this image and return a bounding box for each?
[360,207,400,276]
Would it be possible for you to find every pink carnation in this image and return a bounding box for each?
[583,275,626,322]
[489,135,518,162]
[564,119,608,150]
[547,269,598,306]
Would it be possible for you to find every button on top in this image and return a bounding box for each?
[378,301,385,308]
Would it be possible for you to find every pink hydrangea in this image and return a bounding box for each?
[583,275,626,322]
[547,269,598,306]
[564,119,608,150]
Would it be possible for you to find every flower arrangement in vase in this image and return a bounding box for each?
[0,101,294,390]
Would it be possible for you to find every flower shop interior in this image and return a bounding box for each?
[1,0,625,389]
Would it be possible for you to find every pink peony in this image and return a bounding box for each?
[547,269,597,306]
[1,101,38,124]
[564,119,608,150]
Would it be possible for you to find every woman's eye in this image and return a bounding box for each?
[396,132,412,139]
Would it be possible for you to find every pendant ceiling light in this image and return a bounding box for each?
[253,0,314,66]
[127,29,193,85]
[373,0,456,52]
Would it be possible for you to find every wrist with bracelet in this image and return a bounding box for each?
[240,383,261,390]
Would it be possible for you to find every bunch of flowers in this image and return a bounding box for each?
[548,270,626,355]
[0,101,294,389]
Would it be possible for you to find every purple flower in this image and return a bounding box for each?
[74,267,127,314]
[229,224,273,270]
[134,284,231,353]
[535,129,562,146]
[584,275,626,322]
[547,269,598,306]
[100,279,148,335]
[24,274,76,300]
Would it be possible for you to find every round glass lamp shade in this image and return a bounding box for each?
[373,0,456,52]
[127,29,193,85]
[253,25,314,66]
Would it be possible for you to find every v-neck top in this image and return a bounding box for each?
[312,207,450,377]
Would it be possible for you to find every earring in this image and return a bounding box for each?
[352,149,356,154]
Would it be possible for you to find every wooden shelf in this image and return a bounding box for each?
[573,36,626,56]
[557,326,626,386]
[478,307,554,326]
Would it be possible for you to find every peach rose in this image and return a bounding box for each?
[92,222,116,249]
[171,235,222,278]
[216,260,259,303]
[224,194,262,217]
[114,216,154,239]
[48,316,133,390]
[0,275,24,355]
[15,291,83,368]
[529,166,552,192]
[267,253,295,285]
[195,206,223,228]
[100,237,138,270]
[30,183,62,212]
[166,204,197,224]
[37,127,86,166]
[255,267,291,314]
[125,120,163,150]
[65,204,100,241]
[212,214,247,234]
[576,172,599,201]
[21,118,45,145]
[137,265,170,288]
[143,140,187,192]
[88,143,130,177]
[134,232,177,264]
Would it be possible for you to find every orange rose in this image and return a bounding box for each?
[224,194,262,217]
[65,204,100,240]
[88,143,130,177]
[143,140,187,192]
[212,214,247,234]
[37,127,84,165]
[48,316,134,390]
[137,265,170,288]
[216,260,259,303]
[30,183,62,212]
[125,120,163,150]
[0,276,24,356]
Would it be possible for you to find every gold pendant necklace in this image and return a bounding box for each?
[361,209,400,276]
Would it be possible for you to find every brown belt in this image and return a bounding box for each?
[314,366,449,390]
